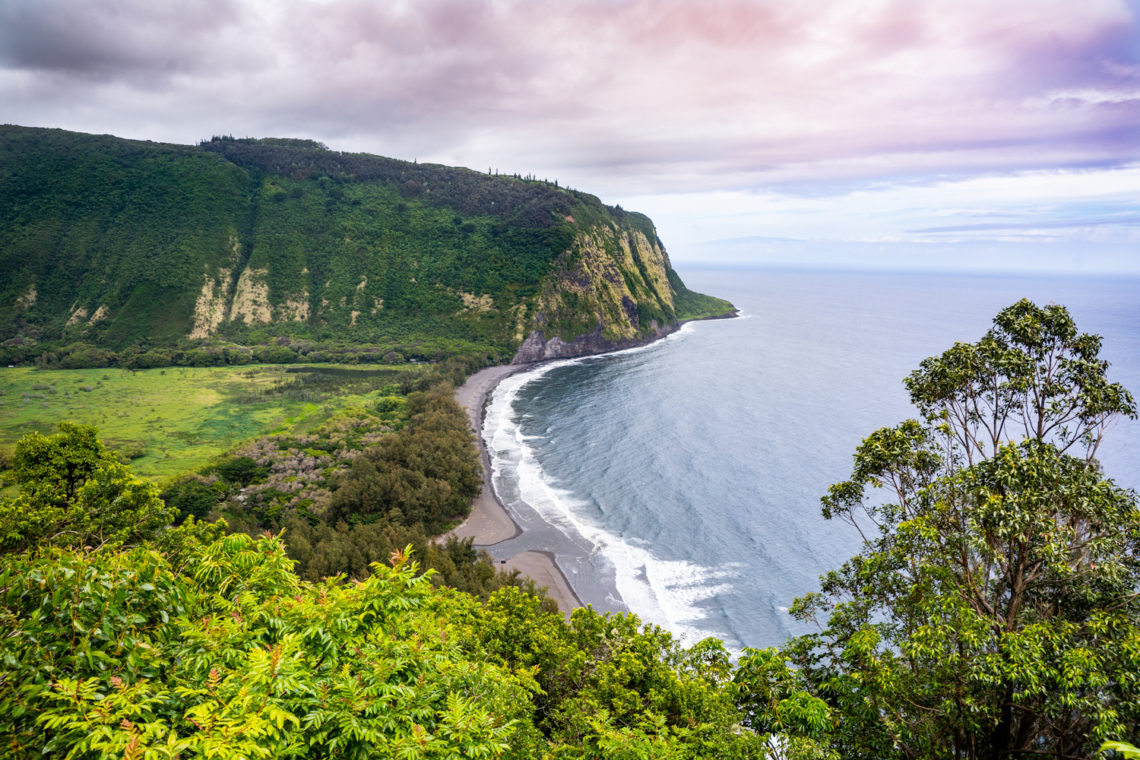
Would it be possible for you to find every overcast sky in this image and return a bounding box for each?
[2,0,1138,272]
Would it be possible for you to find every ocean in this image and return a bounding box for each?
[480,268,1140,651]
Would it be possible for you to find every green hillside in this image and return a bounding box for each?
[0,126,733,368]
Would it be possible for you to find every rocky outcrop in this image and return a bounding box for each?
[512,320,675,364]
[510,218,694,363]
[189,269,234,339]
[228,267,273,326]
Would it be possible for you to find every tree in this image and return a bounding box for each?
[770,300,1140,759]
[213,455,266,487]
[0,423,175,552]
[161,476,219,523]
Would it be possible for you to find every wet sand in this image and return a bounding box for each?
[502,551,581,613]
[448,364,584,615]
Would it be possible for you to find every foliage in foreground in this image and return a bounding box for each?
[0,533,762,759]
[0,412,759,757]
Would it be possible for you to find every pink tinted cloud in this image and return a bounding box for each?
[0,0,1136,193]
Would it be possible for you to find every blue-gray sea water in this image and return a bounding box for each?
[482,268,1140,651]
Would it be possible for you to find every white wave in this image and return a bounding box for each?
[611,541,742,644]
[485,358,742,646]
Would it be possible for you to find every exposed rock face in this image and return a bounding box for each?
[511,222,685,363]
[512,320,674,364]
[64,304,109,330]
[16,285,37,310]
[66,306,89,327]
[228,267,273,326]
[457,292,495,313]
[278,294,311,322]
[189,269,234,339]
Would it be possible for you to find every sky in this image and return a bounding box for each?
[1,0,1138,273]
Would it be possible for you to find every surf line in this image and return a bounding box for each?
[448,328,698,612]
[462,321,745,645]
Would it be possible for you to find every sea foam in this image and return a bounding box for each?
[484,326,742,646]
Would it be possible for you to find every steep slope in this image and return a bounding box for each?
[0,126,733,367]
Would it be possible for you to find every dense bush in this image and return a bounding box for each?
[0,533,763,758]
[326,389,480,532]
[161,476,219,523]
[213,455,267,487]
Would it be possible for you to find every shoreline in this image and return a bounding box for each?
[447,362,586,615]
[447,310,737,616]
[449,363,525,545]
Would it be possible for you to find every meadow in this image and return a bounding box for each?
[0,363,415,482]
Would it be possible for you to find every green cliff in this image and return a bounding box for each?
[0,126,733,366]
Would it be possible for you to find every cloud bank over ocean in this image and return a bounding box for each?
[2,0,1137,270]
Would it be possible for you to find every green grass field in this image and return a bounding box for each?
[0,364,415,483]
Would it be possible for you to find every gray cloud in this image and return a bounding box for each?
[0,0,1138,198]
[0,0,242,79]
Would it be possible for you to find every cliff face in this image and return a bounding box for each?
[512,321,676,364]
[0,126,733,365]
[512,222,684,363]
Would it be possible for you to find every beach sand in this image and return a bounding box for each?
[449,364,583,615]
[502,551,581,613]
